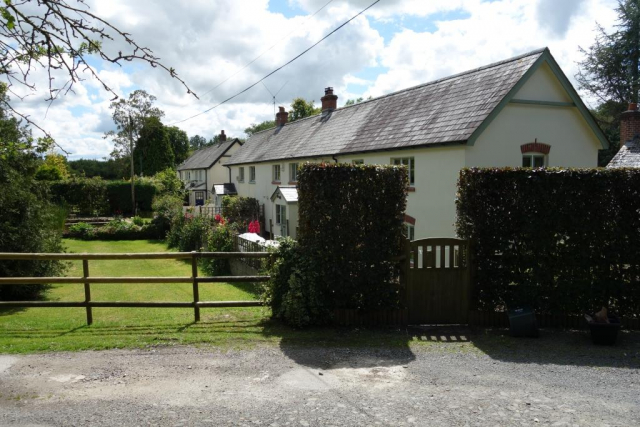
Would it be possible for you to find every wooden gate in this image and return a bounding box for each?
[406,238,471,324]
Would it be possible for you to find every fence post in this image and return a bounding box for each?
[82,259,93,325]
[191,251,200,322]
[399,238,411,308]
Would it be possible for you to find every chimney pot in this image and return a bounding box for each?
[276,106,289,126]
[620,102,640,149]
[321,87,338,113]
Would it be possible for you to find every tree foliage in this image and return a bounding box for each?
[289,98,320,122]
[35,153,69,181]
[244,120,275,136]
[189,135,207,150]
[577,0,640,165]
[0,86,64,300]
[67,158,127,180]
[133,116,174,176]
[166,126,189,166]
[0,0,195,153]
[107,90,165,161]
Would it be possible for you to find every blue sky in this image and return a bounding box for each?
[13,0,618,159]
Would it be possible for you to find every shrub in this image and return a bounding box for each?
[0,139,66,301]
[262,163,408,327]
[174,216,214,252]
[262,238,329,327]
[132,216,145,226]
[68,222,95,239]
[106,179,158,214]
[151,194,183,239]
[222,196,260,231]
[456,167,640,316]
[201,223,235,276]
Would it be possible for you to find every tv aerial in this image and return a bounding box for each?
[262,80,289,116]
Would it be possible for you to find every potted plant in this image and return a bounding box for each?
[585,307,621,346]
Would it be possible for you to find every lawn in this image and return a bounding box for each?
[0,239,272,353]
[0,239,420,354]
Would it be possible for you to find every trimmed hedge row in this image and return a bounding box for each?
[264,163,408,327]
[456,167,640,317]
[49,178,159,215]
[66,220,161,240]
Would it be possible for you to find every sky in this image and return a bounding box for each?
[9,0,620,160]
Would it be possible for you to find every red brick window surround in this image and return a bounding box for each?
[521,141,551,154]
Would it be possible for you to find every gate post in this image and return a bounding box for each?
[191,251,200,322]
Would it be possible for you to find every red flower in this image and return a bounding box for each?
[248,220,261,234]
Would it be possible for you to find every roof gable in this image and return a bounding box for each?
[178,138,242,171]
[467,49,609,149]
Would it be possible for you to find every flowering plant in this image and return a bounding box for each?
[248,220,261,234]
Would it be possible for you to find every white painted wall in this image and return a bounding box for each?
[227,63,604,239]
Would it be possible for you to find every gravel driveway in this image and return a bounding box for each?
[1,328,639,426]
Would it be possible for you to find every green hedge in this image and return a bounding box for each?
[66,220,161,240]
[456,167,640,317]
[49,178,159,215]
[264,163,408,327]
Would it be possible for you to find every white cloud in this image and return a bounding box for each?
[3,0,621,158]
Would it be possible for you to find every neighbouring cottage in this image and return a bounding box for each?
[607,103,640,168]
[223,48,608,239]
[177,130,243,206]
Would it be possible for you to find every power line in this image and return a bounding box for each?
[196,0,335,101]
[170,0,381,125]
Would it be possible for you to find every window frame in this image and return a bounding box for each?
[289,163,299,182]
[249,166,256,183]
[238,167,245,183]
[275,204,286,225]
[391,157,415,186]
[273,164,281,182]
[406,223,415,241]
[522,153,546,168]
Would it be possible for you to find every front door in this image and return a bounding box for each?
[406,238,471,324]
[195,191,205,206]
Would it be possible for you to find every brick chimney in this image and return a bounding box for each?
[219,130,227,142]
[321,87,338,113]
[276,106,289,126]
[620,103,640,148]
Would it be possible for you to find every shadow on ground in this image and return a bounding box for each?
[407,325,640,369]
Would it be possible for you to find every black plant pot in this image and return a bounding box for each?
[508,307,539,338]
[587,315,621,346]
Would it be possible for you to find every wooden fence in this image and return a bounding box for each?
[0,251,270,325]
[233,234,268,270]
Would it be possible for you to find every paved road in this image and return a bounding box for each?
[1,330,639,426]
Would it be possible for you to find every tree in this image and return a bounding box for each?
[0,86,65,300]
[68,158,127,180]
[344,96,371,106]
[576,0,640,165]
[133,116,174,176]
[189,135,207,150]
[35,153,69,181]
[245,120,276,136]
[289,98,321,122]
[166,126,189,166]
[0,0,196,153]
[106,90,164,212]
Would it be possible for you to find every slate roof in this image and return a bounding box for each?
[213,183,238,195]
[178,138,240,171]
[607,136,640,168]
[227,48,546,166]
[271,185,298,203]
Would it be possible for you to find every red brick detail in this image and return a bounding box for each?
[275,106,289,126]
[321,87,338,112]
[271,181,281,185]
[520,142,551,154]
[407,187,416,192]
[621,104,640,146]
[288,181,297,185]
[404,214,416,225]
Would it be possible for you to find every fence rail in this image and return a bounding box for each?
[233,234,268,270]
[0,251,270,325]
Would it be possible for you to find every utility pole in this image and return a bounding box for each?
[129,114,136,216]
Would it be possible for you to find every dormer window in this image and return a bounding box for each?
[521,140,550,168]
[522,154,545,168]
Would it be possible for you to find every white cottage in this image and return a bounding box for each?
[224,48,608,239]
[177,131,243,206]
